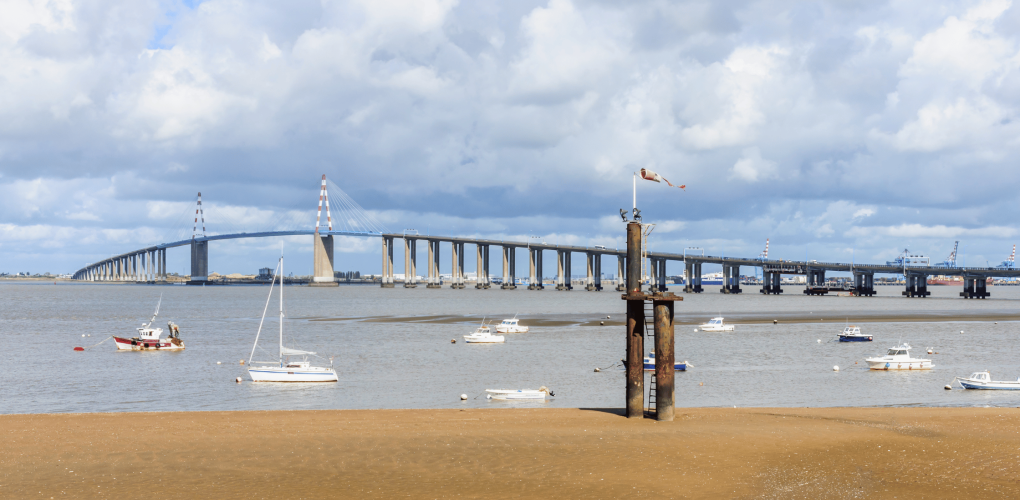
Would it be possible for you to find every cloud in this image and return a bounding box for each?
[729,147,777,182]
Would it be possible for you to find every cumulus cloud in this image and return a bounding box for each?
[3,0,1020,274]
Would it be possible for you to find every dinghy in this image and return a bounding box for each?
[953,371,1020,390]
[486,387,553,400]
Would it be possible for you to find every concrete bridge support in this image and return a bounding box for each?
[585,252,603,291]
[528,248,544,290]
[902,272,931,297]
[650,258,667,292]
[721,264,741,294]
[403,238,417,288]
[501,246,516,289]
[313,235,338,287]
[804,268,826,295]
[556,250,572,290]
[684,261,703,293]
[760,271,783,294]
[190,241,208,283]
[450,242,465,289]
[960,275,990,299]
[475,244,490,289]
[426,240,441,288]
[616,255,626,291]
[853,271,876,296]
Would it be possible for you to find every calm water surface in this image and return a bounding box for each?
[1,282,1019,414]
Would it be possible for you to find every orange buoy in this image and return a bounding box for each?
[73,347,85,351]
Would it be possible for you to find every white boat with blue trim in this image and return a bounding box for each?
[953,371,1020,390]
[464,322,505,343]
[495,316,529,333]
[486,387,553,400]
[865,343,933,371]
[837,325,872,342]
[643,351,688,371]
[247,256,338,383]
[699,317,734,332]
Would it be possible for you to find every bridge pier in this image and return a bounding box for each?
[760,271,783,294]
[684,261,703,293]
[312,235,338,287]
[853,271,875,296]
[556,250,572,290]
[426,240,441,288]
[501,246,516,289]
[902,272,931,297]
[450,242,465,289]
[721,264,741,294]
[403,238,417,288]
[528,248,544,290]
[585,252,603,291]
[616,255,626,291]
[475,244,490,289]
[804,268,827,295]
[960,275,990,299]
[189,241,208,283]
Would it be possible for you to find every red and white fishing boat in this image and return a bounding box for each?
[113,296,185,351]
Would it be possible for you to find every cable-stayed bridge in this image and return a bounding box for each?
[73,175,1020,299]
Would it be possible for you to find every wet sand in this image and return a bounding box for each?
[3,407,1018,498]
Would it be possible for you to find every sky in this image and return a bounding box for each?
[3,0,1020,277]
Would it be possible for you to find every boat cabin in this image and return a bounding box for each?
[135,326,163,340]
[887,347,910,356]
[843,326,861,335]
[500,319,520,326]
[285,361,311,369]
[967,371,990,382]
[706,318,723,325]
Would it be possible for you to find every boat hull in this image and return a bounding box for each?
[959,380,1020,390]
[644,362,686,371]
[464,335,505,343]
[248,366,338,382]
[495,327,528,333]
[486,390,547,400]
[838,335,873,342]
[866,360,933,370]
[699,326,734,332]
[113,336,184,351]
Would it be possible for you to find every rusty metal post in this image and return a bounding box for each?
[624,221,644,418]
[654,297,675,421]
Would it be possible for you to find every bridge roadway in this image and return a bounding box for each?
[73,231,1020,299]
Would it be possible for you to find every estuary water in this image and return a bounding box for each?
[1,281,1019,414]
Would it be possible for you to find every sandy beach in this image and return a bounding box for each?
[2,407,1018,499]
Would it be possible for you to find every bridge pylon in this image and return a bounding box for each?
[311,175,339,287]
[189,192,208,283]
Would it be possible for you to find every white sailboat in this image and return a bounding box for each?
[247,257,338,383]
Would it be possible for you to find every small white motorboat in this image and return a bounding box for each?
[865,343,933,371]
[643,351,688,371]
[699,317,734,332]
[953,371,1020,390]
[837,325,872,342]
[486,387,553,400]
[247,256,338,383]
[113,295,185,351]
[495,315,529,333]
[463,323,505,343]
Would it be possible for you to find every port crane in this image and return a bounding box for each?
[757,238,769,260]
[937,241,959,268]
[997,245,1016,269]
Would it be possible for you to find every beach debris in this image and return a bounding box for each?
[833,365,839,371]
[73,347,84,351]
[460,394,468,400]
[945,384,952,390]
[236,377,242,383]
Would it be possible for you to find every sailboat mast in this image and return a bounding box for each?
[279,256,284,366]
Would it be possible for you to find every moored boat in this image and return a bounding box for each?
[953,371,1020,390]
[837,325,872,342]
[495,315,529,333]
[643,351,688,371]
[113,296,185,351]
[464,323,505,343]
[865,343,933,370]
[247,256,338,383]
[486,387,553,400]
[699,317,734,332]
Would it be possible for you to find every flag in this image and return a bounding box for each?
[639,168,685,190]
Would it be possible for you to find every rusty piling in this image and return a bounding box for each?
[653,297,675,421]
[624,221,644,418]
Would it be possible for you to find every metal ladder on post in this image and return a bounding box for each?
[644,300,656,417]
